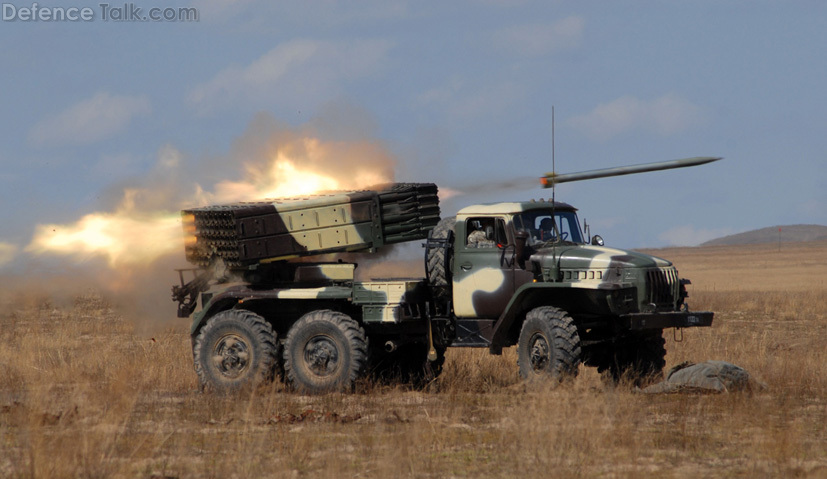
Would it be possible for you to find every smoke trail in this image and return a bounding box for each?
[8,112,399,330]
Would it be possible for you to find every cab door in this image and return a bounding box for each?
[452,216,516,318]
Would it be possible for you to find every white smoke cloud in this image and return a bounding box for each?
[0,242,17,268]
[188,39,393,114]
[28,92,151,146]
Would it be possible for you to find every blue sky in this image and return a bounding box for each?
[1,0,825,270]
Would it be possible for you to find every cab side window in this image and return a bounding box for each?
[466,217,507,248]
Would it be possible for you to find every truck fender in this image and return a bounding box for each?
[190,284,355,337]
[489,282,577,350]
[190,292,242,336]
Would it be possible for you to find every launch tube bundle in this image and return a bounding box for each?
[182,183,440,268]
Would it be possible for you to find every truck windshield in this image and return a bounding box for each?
[514,210,584,245]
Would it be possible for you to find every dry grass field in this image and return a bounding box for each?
[1,241,826,478]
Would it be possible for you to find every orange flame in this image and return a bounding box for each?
[24,134,395,268]
[212,138,391,203]
[25,189,181,267]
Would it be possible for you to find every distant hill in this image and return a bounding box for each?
[701,224,827,246]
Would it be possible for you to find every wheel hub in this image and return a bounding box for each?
[212,334,250,379]
[304,336,340,377]
[529,333,550,372]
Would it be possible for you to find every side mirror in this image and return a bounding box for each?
[591,235,604,246]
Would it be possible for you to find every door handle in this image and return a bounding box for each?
[460,263,473,271]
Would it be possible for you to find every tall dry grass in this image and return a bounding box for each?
[1,242,826,477]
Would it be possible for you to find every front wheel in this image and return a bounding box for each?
[283,310,368,394]
[518,306,581,384]
[193,309,278,393]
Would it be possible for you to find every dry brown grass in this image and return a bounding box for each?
[2,241,826,478]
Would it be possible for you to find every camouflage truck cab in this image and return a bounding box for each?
[426,199,713,384]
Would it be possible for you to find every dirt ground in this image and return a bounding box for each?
[1,241,826,478]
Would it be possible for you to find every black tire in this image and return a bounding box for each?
[599,331,666,387]
[369,343,446,388]
[425,216,456,303]
[193,309,278,393]
[283,310,368,394]
[518,306,581,383]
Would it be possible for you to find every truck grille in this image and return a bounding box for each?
[646,267,678,308]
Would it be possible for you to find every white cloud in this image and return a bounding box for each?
[658,225,736,247]
[568,94,704,141]
[493,16,585,57]
[0,242,17,268]
[29,92,151,146]
[188,39,393,114]
[416,78,525,124]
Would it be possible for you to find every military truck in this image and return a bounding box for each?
[172,160,717,393]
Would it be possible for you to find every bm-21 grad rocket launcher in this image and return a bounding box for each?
[172,154,722,395]
[173,182,439,317]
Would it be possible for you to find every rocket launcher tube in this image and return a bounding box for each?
[540,156,722,188]
[182,183,440,268]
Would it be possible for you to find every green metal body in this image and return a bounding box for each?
[185,199,712,356]
[448,200,711,352]
[177,157,720,359]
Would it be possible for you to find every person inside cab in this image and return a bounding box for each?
[538,217,555,242]
[467,219,496,248]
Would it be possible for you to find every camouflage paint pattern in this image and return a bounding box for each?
[452,200,684,319]
[182,183,440,268]
[181,195,711,351]
[191,269,429,334]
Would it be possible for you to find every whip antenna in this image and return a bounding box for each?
[551,106,557,244]
[551,106,555,206]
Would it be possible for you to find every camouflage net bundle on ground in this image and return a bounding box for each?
[639,360,768,394]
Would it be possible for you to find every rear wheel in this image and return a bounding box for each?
[517,306,581,384]
[193,309,278,393]
[283,310,368,394]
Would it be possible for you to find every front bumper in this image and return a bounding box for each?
[621,310,714,330]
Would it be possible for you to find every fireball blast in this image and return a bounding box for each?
[173,156,720,394]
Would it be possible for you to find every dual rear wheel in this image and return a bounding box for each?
[282,310,368,394]
[193,309,368,394]
[194,309,369,394]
